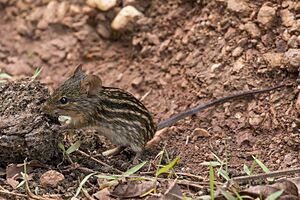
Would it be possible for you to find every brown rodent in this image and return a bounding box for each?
[42,64,285,158]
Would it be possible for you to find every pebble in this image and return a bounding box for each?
[40,170,64,188]
[285,49,300,68]
[257,3,276,27]
[232,46,243,57]
[263,52,285,68]
[192,128,210,140]
[111,6,143,30]
[97,23,110,38]
[94,0,116,11]
[280,9,295,27]
[287,35,298,48]
[131,76,143,87]
[295,92,300,111]
[244,22,261,38]
[43,1,58,24]
[227,0,250,15]
[4,60,33,76]
[57,2,69,22]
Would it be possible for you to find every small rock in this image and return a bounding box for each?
[275,39,288,52]
[263,52,285,68]
[175,52,184,61]
[43,1,58,24]
[211,63,222,72]
[296,2,300,12]
[257,3,276,27]
[236,132,254,147]
[249,114,264,126]
[4,60,33,76]
[170,67,179,75]
[111,6,143,30]
[192,128,210,140]
[94,0,116,11]
[131,76,143,87]
[123,0,136,6]
[97,23,110,38]
[285,49,300,68]
[146,33,160,45]
[232,58,245,72]
[40,170,64,188]
[244,22,261,38]
[227,0,250,15]
[288,35,298,48]
[280,9,295,27]
[37,20,49,30]
[295,92,300,111]
[86,0,97,8]
[237,38,248,47]
[57,2,69,22]
[232,46,243,57]
[283,153,293,165]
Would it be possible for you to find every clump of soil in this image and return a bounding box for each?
[0,79,63,165]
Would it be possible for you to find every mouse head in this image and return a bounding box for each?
[42,64,103,117]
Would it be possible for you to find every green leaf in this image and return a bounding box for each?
[95,175,120,180]
[218,187,236,200]
[209,162,215,200]
[252,156,270,173]
[218,169,230,181]
[58,143,66,152]
[31,67,42,80]
[123,161,146,176]
[66,141,81,155]
[0,73,12,79]
[74,172,97,197]
[16,180,25,189]
[265,190,283,200]
[155,157,180,177]
[243,164,251,176]
[253,156,274,181]
[212,153,223,164]
[201,161,221,167]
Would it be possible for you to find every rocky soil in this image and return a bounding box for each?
[0,0,300,199]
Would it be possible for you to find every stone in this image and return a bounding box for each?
[285,49,300,68]
[40,170,64,188]
[97,23,110,38]
[287,35,298,48]
[94,0,116,11]
[263,52,285,68]
[280,9,295,27]
[295,92,300,111]
[257,4,276,27]
[43,1,58,23]
[111,6,143,30]
[232,46,243,57]
[4,60,33,76]
[57,2,69,21]
[244,22,261,38]
[227,0,250,15]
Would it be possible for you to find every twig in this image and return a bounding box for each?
[140,89,152,101]
[0,186,27,198]
[77,150,123,174]
[232,167,300,182]
[176,172,206,181]
[82,188,96,200]
[141,171,206,182]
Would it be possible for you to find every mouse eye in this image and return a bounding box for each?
[59,97,68,104]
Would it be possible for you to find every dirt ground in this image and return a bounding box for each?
[0,0,300,199]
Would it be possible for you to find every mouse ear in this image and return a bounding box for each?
[80,74,102,96]
[72,64,84,77]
